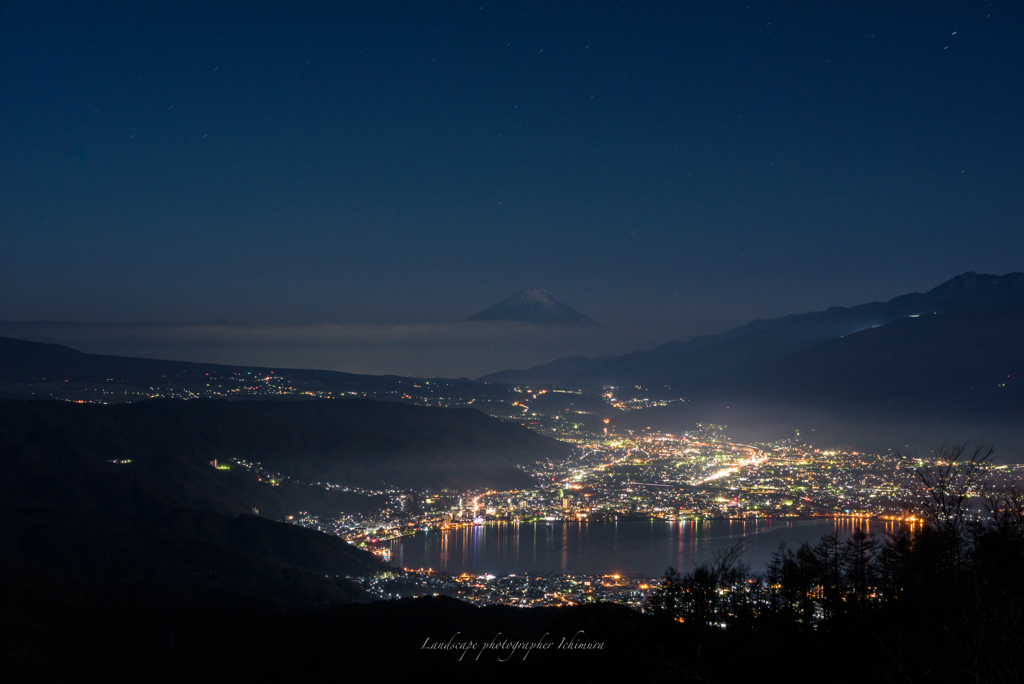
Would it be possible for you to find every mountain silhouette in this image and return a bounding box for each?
[481,272,1024,392]
[465,289,598,324]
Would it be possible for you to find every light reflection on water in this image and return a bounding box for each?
[388,518,899,576]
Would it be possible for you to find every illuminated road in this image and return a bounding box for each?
[691,444,768,485]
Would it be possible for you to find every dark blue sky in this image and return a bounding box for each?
[2,2,1022,336]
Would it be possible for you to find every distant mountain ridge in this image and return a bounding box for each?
[747,302,1024,411]
[584,271,1024,389]
[479,272,1024,408]
[465,289,598,324]
[0,334,406,388]
[0,334,526,408]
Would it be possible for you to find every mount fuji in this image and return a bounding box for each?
[465,289,599,324]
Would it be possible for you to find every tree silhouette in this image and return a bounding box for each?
[842,527,878,600]
[912,442,994,572]
[647,566,683,619]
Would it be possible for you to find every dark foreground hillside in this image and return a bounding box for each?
[0,396,569,680]
[0,397,567,609]
[0,399,421,621]
[0,397,566,492]
[4,543,1022,684]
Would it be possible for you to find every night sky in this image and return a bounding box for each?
[1,3,1022,375]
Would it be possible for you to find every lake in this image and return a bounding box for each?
[386,517,896,576]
